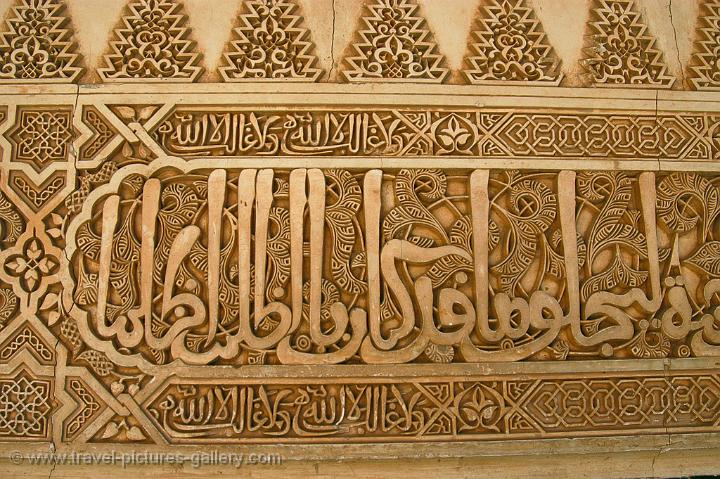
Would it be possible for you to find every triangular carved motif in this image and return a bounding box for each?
[0,0,82,82]
[689,0,720,90]
[342,0,449,83]
[219,0,322,82]
[582,0,675,87]
[463,0,562,85]
[98,0,203,82]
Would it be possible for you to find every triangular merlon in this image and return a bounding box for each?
[220,0,322,82]
[98,0,203,82]
[342,0,449,83]
[582,0,675,88]
[689,0,720,90]
[463,0,563,85]
[0,0,83,83]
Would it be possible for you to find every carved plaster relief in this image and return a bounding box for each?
[46,163,720,368]
[690,0,720,90]
[463,0,562,84]
[219,0,322,82]
[342,0,449,83]
[581,0,675,87]
[0,1,718,476]
[97,0,202,82]
[0,0,82,82]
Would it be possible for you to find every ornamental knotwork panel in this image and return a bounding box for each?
[0,369,53,440]
[62,377,105,442]
[6,107,74,172]
[79,107,118,161]
[0,325,54,365]
[59,160,720,371]
[7,170,67,213]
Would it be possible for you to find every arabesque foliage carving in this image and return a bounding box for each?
[55,164,720,367]
[97,0,202,82]
[582,0,675,87]
[0,0,82,82]
[342,0,449,83]
[220,0,322,82]
[463,0,562,84]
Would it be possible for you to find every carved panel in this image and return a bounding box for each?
[79,107,118,161]
[148,108,718,161]
[582,0,675,87]
[0,325,54,365]
[0,370,53,440]
[220,0,322,82]
[7,107,74,172]
[0,92,716,464]
[63,377,105,441]
[690,0,720,90]
[8,170,67,212]
[145,371,720,442]
[0,0,82,83]
[463,0,562,85]
[342,0,449,83]
[97,0,202,82]
[54,164,720,368]
[0,0,718,470]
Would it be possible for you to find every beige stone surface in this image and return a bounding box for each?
[0,0,709,86]
[0,0,719,477]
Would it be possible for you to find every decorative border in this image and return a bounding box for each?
[143,369,720,444]
[0,84,718,465]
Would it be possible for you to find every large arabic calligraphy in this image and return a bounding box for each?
[61,160,720,368]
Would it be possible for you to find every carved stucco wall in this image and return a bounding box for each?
[0,0,719,477]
